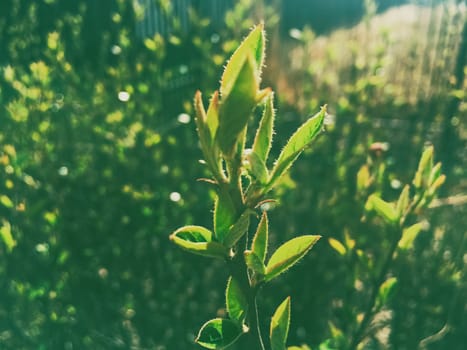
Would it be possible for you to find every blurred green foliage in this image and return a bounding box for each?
[0,0,465,349]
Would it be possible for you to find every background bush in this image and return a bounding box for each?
[1,0,465,349]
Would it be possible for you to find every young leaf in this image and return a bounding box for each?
[206,90,220,141]
[328,238,347,256]
[396,185,410,218]
[252,92,275,163]
[170,225,228,259]
[365,194,398,224]
[265,235,320,282]
[428,174,446,195]
[223,210,251,248]
[428,162,442,187]
[220,24,265,99]
[356,164,371,192]
[194,91,211,147]
[398,222,425,250]
[244,250,266,275]
[194,91,221,177]
[413,145,433,188]
[217,54,258,156]
[226,277,249,323]
[214,191,237,243]
[243,150,269,184]
[268,107,326,190]
[377,277,398,307]
[0,220,16,252]
[196,318,243,349]
[270,297,291,350]
[252,211,269,262]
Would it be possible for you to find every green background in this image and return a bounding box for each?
[1,0,465,349]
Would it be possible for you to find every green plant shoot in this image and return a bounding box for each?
[169,24,326,349]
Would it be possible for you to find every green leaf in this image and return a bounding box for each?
[194,90,209,140]
[428,162,442,186]
[194,91,220,177]
[365,194,398,224]
[226,277,249,323]
[0,195,14,208]
[252,211,268,262]
[214,191,237,243]
[377,277,398,307]
[413,146,433,188]
[270,297,291,350]
[170,225,228,259]
[223,210,251,248]
[206,90,220,141]
[428,174,446,195]
[252,92,275,163]
[217,54,258,156]
[398,222,425,250]
[265,235,320,282]
[396,185,410,217]
[356,164,371,192]
[0,220,16,252]
[243,150,269,184]
[220,24,265,99]
[328,238,346,256]
[268,107,326,190]
[244,250,266,275]
[196,318,243,349]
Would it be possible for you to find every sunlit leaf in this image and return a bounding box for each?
[217,54,258,155]
[0,195,14,208]
[413,146,433,188]
[377,277,398,307]
[220,24,265,98]
[398,222,425,250]
[270,297,291,350]
[252,211,268,262]
[0,220,16,252]
[206,91,220,141]
[265,235,320,281]
[226,277,248,323]
[196,318,243,349]
[428,162,442,186]
[328,238,346,255]
[365,194,398,224]
[170,225,228,258]
[356,164,371,191]
[268,107,326,190]
[396,185,410,217]
[252,92,275,163]
[194,91,221,177]
[428,174,446,195]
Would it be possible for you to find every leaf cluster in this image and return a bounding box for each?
[170,25,325,349]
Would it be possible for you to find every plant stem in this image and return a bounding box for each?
[228,249,266,350]
[223,136,267,349]
[250,294,266,350]
[348,226,401,350]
